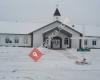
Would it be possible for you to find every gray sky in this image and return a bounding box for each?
[0,0,99,25]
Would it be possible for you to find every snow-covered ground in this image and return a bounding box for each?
[0,47,100,80]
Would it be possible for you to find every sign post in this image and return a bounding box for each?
[29,48,42,62]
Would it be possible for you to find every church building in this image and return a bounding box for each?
[30,8,82,49]
[0,8,100,49]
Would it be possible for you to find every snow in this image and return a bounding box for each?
[0,21,100,37]
[0,47,100,80]
[0,21,47,34]
[70,24,100,36]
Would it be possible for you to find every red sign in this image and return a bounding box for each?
[29,48,42,62]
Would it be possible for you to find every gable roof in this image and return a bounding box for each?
[0,21,46,34]
[0,20,99,37]
[32,20,59,33]
[70,24,100,36]
[32,20,82,36]
[60,22,83,36]
[43,27,72,37]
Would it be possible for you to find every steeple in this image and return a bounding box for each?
[54,8,61,16]
[53,5,61,21]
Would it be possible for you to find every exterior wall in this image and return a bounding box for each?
[83,37,100,49]
[96,39,100,48]
[32,22,62,47]
[44,31,69,49]
[32,21,81,49]
[62,25,81,49]
[71,35,80,49]
[0,34,32,47]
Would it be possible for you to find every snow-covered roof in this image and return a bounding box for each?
[0,21,47,34]
[0,21,100,37]
[70,24,100,37]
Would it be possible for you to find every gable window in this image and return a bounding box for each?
[5,37,12,43]
[84,40,87,45]
[92,40,96,45]
[64,38,69,45]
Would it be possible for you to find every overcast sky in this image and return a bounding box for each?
[0,0,99,26]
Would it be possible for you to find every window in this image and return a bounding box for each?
[46,39,49,44]
[5,37,12,43]
[84,40,87,45]
[23,36,28,44]
[92,40,96,45]
[14,37,19,43]
[64,38,69,45]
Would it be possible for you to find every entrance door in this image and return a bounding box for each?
[51,37,62,49]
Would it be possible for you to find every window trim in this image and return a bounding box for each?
[14,37,19,43]
[84,40,87,45]
[64,38,69,45]
[23,36,28,44]
[92,40,96,46]
[5,37,12,43]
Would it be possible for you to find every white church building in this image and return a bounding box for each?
[0,8,100,49]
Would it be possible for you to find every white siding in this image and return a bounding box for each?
[0,34,32,47]
[84,37,100,49]
[32,21,81,48]
[33,22,61,47]
[71,35,80,49]
[97,39,100,48]
[62,25,81,49]
[44,31,69,48]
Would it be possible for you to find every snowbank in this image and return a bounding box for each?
[0,47,100,80]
